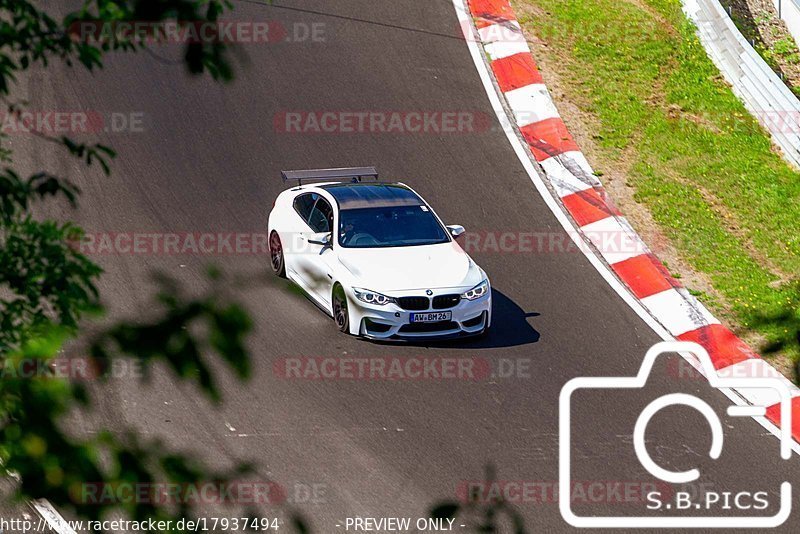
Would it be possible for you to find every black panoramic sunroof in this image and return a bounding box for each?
[321,183,423,209]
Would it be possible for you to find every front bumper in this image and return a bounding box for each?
[351,288,492,340]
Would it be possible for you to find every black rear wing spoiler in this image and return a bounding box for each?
[281,167,379,186]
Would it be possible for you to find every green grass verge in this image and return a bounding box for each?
[513,0,800,368]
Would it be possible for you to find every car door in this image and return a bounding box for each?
[285,192,317,278]
[301,195,337,307]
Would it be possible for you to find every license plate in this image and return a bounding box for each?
[410,311,452,323]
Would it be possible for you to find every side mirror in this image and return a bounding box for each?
[446,225,466,238]
[308,232,332,246]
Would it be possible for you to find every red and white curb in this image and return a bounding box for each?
[458,0,800,445]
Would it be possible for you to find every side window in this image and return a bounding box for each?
[308,197,333,233]
[293,193,316,223]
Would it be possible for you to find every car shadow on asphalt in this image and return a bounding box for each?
[368,289,541,349]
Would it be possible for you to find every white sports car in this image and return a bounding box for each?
[267,167,492,340]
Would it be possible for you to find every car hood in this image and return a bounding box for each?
[336,241,482,292]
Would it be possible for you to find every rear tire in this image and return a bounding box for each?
[332,285,350,334]
[269,231,286,278]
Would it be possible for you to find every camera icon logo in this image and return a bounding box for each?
[559,341,793,528]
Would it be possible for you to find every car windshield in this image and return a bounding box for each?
[338,205,450,248]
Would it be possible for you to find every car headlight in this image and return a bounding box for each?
[461,279,489,301]
[353,288,396,306]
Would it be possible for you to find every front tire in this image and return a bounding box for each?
[269,231,286,278]
[332,285,350,334]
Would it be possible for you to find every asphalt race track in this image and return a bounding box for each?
[17,0,800,531]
